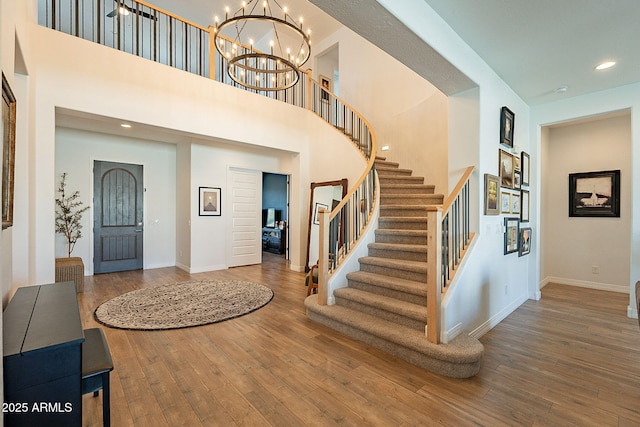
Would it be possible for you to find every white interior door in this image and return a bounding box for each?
[227,167,262,267]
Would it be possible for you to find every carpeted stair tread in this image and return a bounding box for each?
[334,287,427,322]
[380,184,436,194]
[375,229,427,237]
[346,271,427,297]
[359,256,427,273]
[381,194,445,205]
[378,175,425,183]
[374,160,400,168]
[376,166,413,175]
[368,242,428,253]
[304,296,484,374]
[378,217,429,230]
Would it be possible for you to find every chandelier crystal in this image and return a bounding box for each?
[213,0,311,91]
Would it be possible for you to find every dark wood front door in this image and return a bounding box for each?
[94,161,143,274]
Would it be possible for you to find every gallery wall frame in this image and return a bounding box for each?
[504,217,519,255]
[499,149,514,189]
[501,192,511,214]
[519,227,531,257]
[521,151,530,186]
[520,190,530,222]
[484,173,500,215]
[500,106,514,148]
[568,170,620,217]
[199,186,221,216]
[2,72,17,230]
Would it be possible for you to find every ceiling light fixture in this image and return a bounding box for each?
[120,123,132,128]
[595,61,616,71]
[213,0,311,91]
[554,85,568,93]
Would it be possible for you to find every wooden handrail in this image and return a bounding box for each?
[442,166,475,212]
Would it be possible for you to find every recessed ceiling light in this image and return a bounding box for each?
[595,61,616,71]
[120,123,132,128]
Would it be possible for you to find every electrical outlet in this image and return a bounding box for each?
[592,266,600,274]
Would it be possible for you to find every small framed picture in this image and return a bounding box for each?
[520,190,530,222]
[484,174,500,215]
[199,187,221,216]
[500,106,515,148]
[501,192,511,214]
[511,193,521,215]
[504,217,519,255]
[519,227,532,257]
[513,169,521,190]
[569,170,620,217]
[521,152,530,186]
[313,202,329,225]
[319,75,332,101]
[499,149,514,189]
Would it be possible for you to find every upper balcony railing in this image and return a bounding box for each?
[40,0,377,290]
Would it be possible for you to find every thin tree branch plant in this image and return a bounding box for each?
[55,172,90,257]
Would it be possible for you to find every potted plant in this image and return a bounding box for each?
[55,172,89,292]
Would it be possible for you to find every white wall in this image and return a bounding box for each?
[313,26,449,194]
[55,128,178,274]
[24,23,366,284]
[542,114,631,292]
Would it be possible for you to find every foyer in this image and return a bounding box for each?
[79,254,640,426]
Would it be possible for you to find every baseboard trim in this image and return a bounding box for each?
[542,276,629,294]
[188,264,228,274]
[469,293,528,339]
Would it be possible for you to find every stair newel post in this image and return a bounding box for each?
[426,206,443,344]
[317,208,330,305]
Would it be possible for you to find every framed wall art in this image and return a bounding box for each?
[568,170,620,217]
[513,169,521,190]
[521,151,530,186]
[199,187,221,216]
[504,217,519,255]
[484,173,500,215]
[2,73,17,230]
[500,106,515,148]
[319,75,332,101]
[519,227,531,256]
[511,193,521,215]
[499,149,514,189]
[520,190,530,222]
[501,192,511,214]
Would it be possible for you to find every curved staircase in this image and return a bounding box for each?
[305,157,484,378]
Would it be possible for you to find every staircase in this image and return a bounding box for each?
[305,157,484,378]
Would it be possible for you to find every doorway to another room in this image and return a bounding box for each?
[262,172,289,260]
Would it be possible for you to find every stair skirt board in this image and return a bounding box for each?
[305,296,483,378]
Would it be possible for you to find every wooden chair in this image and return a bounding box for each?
[305,263,319,296]
[82,328,114,427]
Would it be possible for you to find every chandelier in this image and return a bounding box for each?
[213,0,311,91]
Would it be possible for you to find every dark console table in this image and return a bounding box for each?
[3,281,84,426]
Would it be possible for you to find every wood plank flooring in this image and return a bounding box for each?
[79,253,640,426]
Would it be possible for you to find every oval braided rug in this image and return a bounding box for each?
[94,279,274,330]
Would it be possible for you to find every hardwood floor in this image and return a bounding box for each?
[79,253,640,426]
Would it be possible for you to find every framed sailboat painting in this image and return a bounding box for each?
[568,170,620,217]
